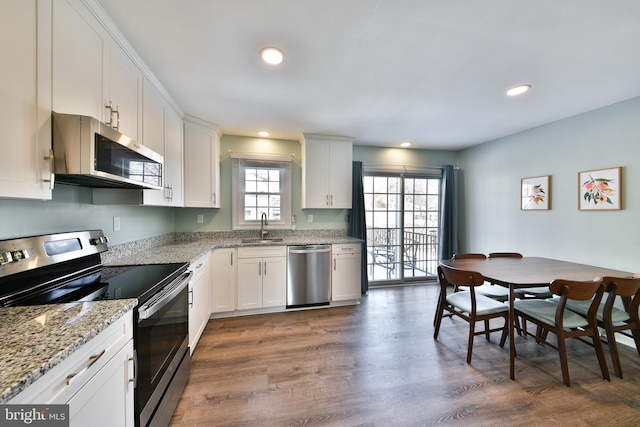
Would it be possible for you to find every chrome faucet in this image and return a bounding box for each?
[260,212,269,239]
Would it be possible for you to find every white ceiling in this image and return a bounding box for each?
[97,0,640,150]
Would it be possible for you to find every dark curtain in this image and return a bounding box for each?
[439,164,458,261]
[348,161,369,294]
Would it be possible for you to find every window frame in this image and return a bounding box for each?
[231,157,292,230]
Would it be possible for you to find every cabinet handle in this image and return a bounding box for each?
[44,149,55,190]
[105,101,114,127]
[258,262,261,276]
[189,288,194,307]
[264,261,267,275]
[334,258,336,270]
[113,105,120,131]
[230,252,233,266]
[330,194,333,206]
[326,194,329,206]
[66,349,106,386]
[129,350,138,387]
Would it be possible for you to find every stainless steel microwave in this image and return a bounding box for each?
[52,112,163,190]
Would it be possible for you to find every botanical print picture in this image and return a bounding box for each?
[578,167,621,210]
[521,175,550,210]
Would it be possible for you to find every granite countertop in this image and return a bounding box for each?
[103,233,363,266]
[0,299,137,403]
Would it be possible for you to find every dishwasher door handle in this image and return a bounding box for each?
[288,247,331,254]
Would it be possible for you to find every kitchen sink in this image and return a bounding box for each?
[241,237,284,244]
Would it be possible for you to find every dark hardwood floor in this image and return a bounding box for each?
[170,284,640,426]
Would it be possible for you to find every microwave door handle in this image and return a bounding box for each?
[138,272,192,320]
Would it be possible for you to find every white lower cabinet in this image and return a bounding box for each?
[332,243,362,301]
[188,252,211,354]
[10,311,135,427]
[210,248,237,313]
[237,246,286,310]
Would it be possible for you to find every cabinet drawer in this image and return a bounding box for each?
[238,246,286,258]
[332,243,362,254]
[10,310,133,404]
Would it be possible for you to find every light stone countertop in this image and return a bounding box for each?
[103,234,363,266]
[0,299,137,403]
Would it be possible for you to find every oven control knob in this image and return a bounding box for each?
[0,252,13,265]
[10,249,28,262]
[90,236,109,245]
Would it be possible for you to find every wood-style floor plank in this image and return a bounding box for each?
[170,284,640,426]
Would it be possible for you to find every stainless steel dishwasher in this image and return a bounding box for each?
[287,245,332,308]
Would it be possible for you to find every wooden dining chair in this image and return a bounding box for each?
[514,278,609,386]
[565,276,640,378]
[434,265,509,364]
[453,253,509,301]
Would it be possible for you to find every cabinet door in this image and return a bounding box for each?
[0,0,52,200]
[142,78,165,154]
[163,106,184,206]
[332,254,362,301]
[328,142,353,208]
[52,0,108,121]
[302,140,331,208]
[189,255,210,353]
[184,119,220,207]
[262,257,287,307]
[236,258,262,310]
[109,40,142,142]
[211,248,237,313]
[68,340,135,427]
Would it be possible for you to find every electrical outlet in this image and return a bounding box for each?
[307,214,313,223]
[197,214,204,224]
[113,216,121,231]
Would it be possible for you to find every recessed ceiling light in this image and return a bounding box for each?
[400,142,411,148]
[258,131,270,137]
[260,47,285,65]
[506,84,531,96]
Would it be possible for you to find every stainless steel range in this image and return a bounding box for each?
[0,230,191,427]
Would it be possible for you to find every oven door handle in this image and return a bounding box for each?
[138,271,192,320]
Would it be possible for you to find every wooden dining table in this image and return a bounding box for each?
[439,256,632,380]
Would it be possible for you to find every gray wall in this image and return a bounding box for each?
[0,185,174,245]
[457,96,640,272]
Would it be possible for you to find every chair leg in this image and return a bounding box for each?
[484,319,490,341]
[499,316,508,348]
[592,329,611,382]
[556,331,571,387]
[631,327,640,358]
[433,305,444,340]
[604,325,623,378]
[467,322,475,364]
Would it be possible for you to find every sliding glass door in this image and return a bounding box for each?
[364,172,440,284]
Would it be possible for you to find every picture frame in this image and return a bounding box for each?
[521,175,550,210]
[578,167,621,210]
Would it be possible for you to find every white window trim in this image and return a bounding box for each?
[231,157,292,230]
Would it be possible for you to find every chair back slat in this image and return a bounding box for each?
[549,279,602,301]
[602,276,640,297]
[488,252,523,259]
[440,265,484,287]
[452,253,486,260]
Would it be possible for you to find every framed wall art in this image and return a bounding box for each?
[521,175,550,210]
[578,167,621,210]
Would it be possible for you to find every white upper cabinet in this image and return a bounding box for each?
[107,40,142,141]
[184,116,221,208]
[300,134,354,209]
[52,0,109,121]
[0,0,53,200]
